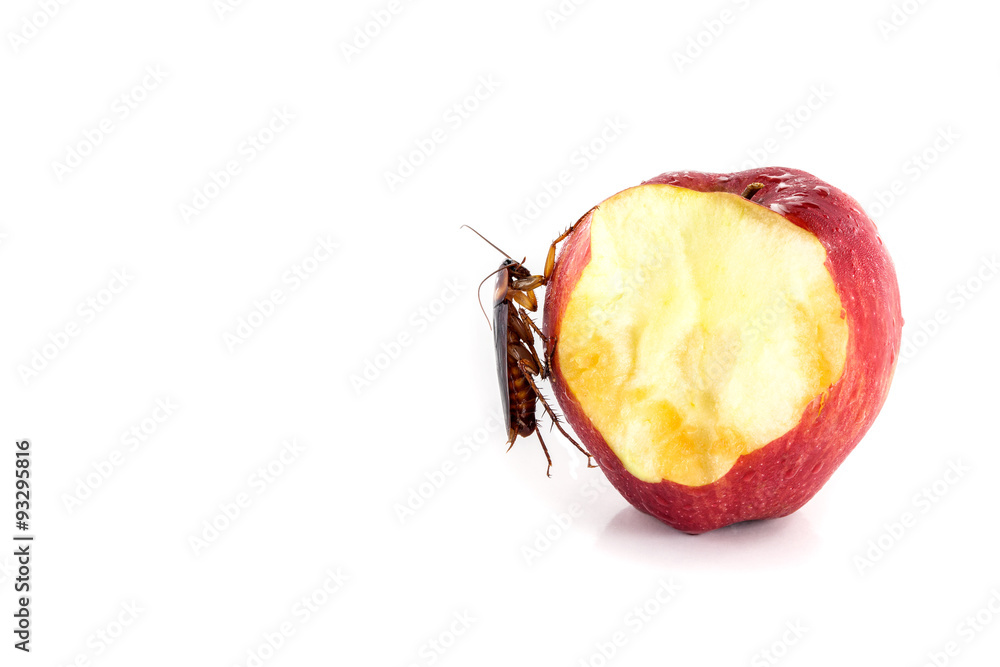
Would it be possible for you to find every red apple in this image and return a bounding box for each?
[543,168,902,534]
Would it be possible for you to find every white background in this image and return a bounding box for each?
[2,0,999,665]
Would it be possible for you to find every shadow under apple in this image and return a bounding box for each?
[596,504,823,571]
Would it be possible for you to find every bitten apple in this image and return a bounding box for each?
[543,168,901,534]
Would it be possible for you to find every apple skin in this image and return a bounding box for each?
[543,167,903,534]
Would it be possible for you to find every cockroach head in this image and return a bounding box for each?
[502,258,531,279]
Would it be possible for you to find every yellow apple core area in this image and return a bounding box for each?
[558,184,848,486]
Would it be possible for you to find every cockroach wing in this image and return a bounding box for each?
[494,298,511,435]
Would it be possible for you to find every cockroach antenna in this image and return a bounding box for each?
[460,225,514,260]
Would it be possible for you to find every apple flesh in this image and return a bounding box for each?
[543,168,902,534]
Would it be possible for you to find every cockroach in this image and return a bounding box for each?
[463,209,598,477]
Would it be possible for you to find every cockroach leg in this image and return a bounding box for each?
[542,205,598,281]
[511,205,598,295]
[535,428,553,478]
[510,308,547,377]
[508,306,534,343]
[510,286,538,311]
[517,360,596,469]
[519,312,555,379]
[520,310,546,341]
[542,337,556,380]
[512,275,544,292]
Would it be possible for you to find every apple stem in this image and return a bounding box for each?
[741,182,765,200]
